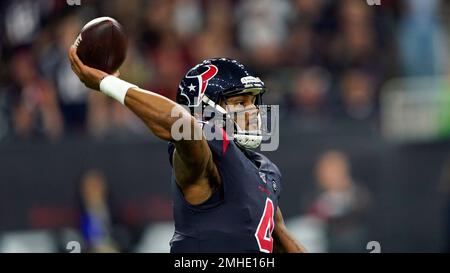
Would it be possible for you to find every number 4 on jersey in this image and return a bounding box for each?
[255,198,275,253]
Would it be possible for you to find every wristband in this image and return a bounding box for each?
[99,76,138,105]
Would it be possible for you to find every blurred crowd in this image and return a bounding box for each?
[0,0,448,142]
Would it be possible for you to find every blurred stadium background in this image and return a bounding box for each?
[0,0,450,253]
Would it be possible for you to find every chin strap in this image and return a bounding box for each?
[233,113,263,149]
[234,133,263,149]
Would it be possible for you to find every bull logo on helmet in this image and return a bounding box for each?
[179,65,218,107]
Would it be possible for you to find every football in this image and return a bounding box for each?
[73,17,127,74]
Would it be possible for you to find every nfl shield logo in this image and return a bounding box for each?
[272,179,278,192]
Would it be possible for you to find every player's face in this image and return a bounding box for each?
[220,94,259,132]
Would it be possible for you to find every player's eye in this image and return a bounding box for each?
[229,101,244,107]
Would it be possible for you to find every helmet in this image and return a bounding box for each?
[176,58,266,149]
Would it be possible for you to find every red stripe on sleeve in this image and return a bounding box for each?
[221,128,229,156]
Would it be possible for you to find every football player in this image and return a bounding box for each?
[69,47,306,253]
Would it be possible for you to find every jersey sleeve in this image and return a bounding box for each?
[201,121,232,160]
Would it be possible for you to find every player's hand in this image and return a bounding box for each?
[68,46,109,91]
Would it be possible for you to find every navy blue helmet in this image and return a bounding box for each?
[176,58,265,112]
[176,58,268,149]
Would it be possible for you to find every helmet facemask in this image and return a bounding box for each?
[223,93,263,149]
[202,88,268,150]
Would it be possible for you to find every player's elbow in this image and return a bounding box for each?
[151,126,173,141]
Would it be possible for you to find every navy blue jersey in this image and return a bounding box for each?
[167,122,282,253]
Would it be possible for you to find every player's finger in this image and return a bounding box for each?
[70,46,86,71]
[70,63,81,76]
[68,50,81,74]
[67,47,74,65]
[68,47,80,71]
[69,47,83,73]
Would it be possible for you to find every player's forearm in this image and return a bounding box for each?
[274,208,307,253]
[124,88,194,141]
[273,225,307,253]
[68,47,201,142]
